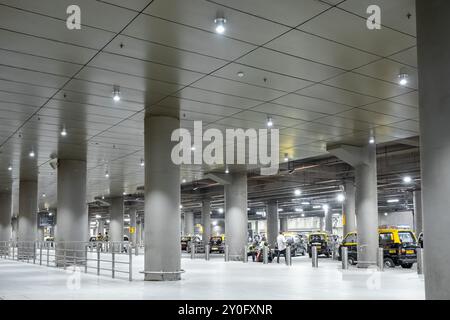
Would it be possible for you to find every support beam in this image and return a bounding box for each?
[144,112,181,281]
[416,0,450,299]
[110,197,124,243]
[225,172,248,261]
[343,180,356,235]
[201,199,211,244]
[266,200,278,247]
[18,180,37,258]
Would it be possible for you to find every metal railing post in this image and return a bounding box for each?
[112,250,115,279]
[224,245,229,262]
[97,245,100,276]
[63,245,67,270]
[263,246,268,264]
[417,248,423,275]
[243,246,248,263]
[341,247,348,270]
[129,243,133,281]
[84,245,88,273]
[12,242,15,260]
[286,246,292,266]
[205,244,210,261]
[39,243,42,265]
[312,246,318,268]
[377,247,384,271]
[47,245,49,266]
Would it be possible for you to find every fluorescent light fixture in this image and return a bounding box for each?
[322,204,329,211]
[301,201,310,205]
[387,199,399,203]
[95,214,101,219]
[218,208,224,214]
[106,219,110,223]
[295,208,303,212]
[278,208,283,212]
[214,17,226,34]
[313,205,321,209]
[294,189,301,196]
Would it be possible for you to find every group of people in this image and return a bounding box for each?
[96,232,109,241]
[247,232,290,264]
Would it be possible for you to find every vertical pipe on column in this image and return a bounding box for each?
[225,172,248,261]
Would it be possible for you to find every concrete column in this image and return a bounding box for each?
[266,200,278,247]
[0,191,12,243]
[136,216,142,246]
[110,197,124,243]
[201,199,211,244]
[225,172,248,261]
[18,180,38,258]
[184,212,194,235]
[343,180,356,235]
[55,159,88,264]
[325,208,333,234]
[413,190,423,236]
[143,113,181,281]
[129,207,137,244]
[280,217,288,232]
[98,219,105,235]
[319,216,324,231]
[416,0,450,299]
[354,144,378,268]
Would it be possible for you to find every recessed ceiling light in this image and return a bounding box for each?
[295,207,303,212]
[301,201,310,205]
[398,72,409,86]
[8,165,12,171]
[403,176,412,183]
[218,208,224,213]
[140,159,144,167]
[113,86,121,102]
[180,205,183,209]
[237,71,244,78]
[122,192,126,196]
[42,193,46,198]
[384,212,388,216]
[277,208,283,212]
[95,214,101,219]
[369,136,375,144]
[336,193,345,202]
[313,205,322,209]
[322,204,329,211]
[301,213,305,217]
[294,189,301,196]
[101,196,105,200]
[182,178,186,183]
[266,116,273,128]
[29,150,35,158]
[61,127,67,137]
[191,146,196,151]
[225,168,229,174]
[105,171,109,178]
[284,153,289,162]
[214,17,226,34]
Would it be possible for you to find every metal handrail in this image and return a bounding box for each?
[0,240,133,281]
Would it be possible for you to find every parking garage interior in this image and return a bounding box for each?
[0,0,449,303]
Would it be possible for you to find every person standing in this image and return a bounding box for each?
[276,232,287,263]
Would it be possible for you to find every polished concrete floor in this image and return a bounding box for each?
[0,253,425,300]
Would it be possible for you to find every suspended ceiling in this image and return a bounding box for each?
[0,0,419,211]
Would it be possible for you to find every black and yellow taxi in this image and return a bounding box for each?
[339,226,418,268]
[209,234,225,253]
[307,232,333,258]
[180,235,200,251]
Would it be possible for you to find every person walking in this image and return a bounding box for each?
[276,232,287,263]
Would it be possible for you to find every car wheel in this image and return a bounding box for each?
[401,263,413,269]
[384,258,396,268]
[348,256,356,265]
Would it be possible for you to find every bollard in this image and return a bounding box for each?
[84,245,88,273]
[135,244,139,256]
[377,247,384,271]
[112,251,115,279]
[417,248,423,275]
[129,243,133,281]
[39,244,43,266]
[46,245,49,266]
[312,246,318,268]
[205,244,210,261]
[33,242,36,264]
[286,246,292,266]
[341,246,348,270]
[224,245,229,262]
[97,246,100,275]
[263,246,268,264]
[243,246,248,263]
[190,243,195,259]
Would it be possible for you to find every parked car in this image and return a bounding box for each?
[307,232,333,258]
[418,232,423,248]
[282,232,307,256]
[181,235,201,251]
[339,226,419,268]
[209,235,225,253]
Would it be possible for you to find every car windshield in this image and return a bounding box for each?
[211,237,222,245]
[398,232,415,244]
[310,234,324,242]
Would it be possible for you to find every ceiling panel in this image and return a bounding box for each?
[265,29,378,70]
[252,103,324,122]
[212,63,313,92]
[0,65,69,88]
[211,0,331,27]
[157,97,242,117]
[0,5,114,49]
[145,0,289,45]
[390,47,417,68]
[337,108,404,125]
[299,8,416,56]
[388,91,418,108]
[323,72,412,99]
[122,14,256,61]
[237,48,344,82]
[360,100,418,119]
[273,93,352,115]
[297,84,379,107]
[315,115,377,131]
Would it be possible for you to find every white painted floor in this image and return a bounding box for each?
[0,253,425,300]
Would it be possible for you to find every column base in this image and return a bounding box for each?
[229,255,243,261]
[142,270,184,281]
[357,262,377,268]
